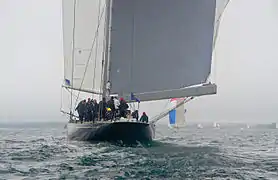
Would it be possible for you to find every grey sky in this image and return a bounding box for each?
[0,0,63,121]
[0,0,278,123]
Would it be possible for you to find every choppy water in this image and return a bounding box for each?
[0,122,278,180]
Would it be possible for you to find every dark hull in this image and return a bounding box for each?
[67,121,155,144]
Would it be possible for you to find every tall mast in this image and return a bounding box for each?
[102,0,113,99]
[70,0,77,117]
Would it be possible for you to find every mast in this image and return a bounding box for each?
[70,0,77,118]
[102,0,113,99]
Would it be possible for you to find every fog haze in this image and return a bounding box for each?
[0,0,278,123]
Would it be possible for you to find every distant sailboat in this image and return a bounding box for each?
[168,98,186,128]
[213,122,220,128]
[242,124,250,131]
[270,123,278,129]
[197,124,203,129]
[60,0,230,144]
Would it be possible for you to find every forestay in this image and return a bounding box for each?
[108,0,217,101]
[62,0,107,95]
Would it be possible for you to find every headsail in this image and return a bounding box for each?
[107,0,217,102]
[62,0,107,97]
[61,0,110,114]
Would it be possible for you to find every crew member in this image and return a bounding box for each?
[75,100,86,123]
[99,97,107,120]
[119,98,129,118]
[140,112,149,123]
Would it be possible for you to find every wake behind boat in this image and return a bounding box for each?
[60,0,230,144]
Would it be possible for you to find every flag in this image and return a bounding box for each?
[131,93,140,103]
[65,79,71,86]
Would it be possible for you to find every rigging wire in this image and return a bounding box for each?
[73,4,106,109]
[65,87,82,102]
[61,87,83,117]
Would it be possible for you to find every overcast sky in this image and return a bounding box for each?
[0,0,278,123]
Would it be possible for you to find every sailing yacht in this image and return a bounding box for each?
[213,122,221,128]
[60,0,228,144]
[168,98,186,128]
[197,124,203,129]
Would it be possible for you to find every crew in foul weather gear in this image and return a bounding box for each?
[99,97,107,120]
[85,98,93,122]
[114,97,120,118]
[107,97,116,120]
[75,100,86,123]
[131,110,139,121]
[140,112,149,123]
[92,99,98,122]
[119,98,129,118]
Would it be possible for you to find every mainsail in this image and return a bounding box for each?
[108,0,217,102]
